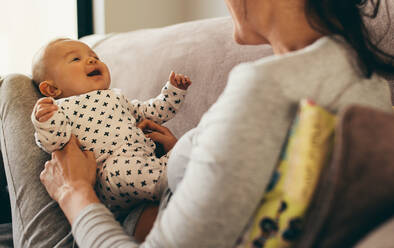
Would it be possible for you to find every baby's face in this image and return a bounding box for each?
[45,40,111,98]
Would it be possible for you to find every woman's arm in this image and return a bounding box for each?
[40,131,171,247]
[40,135,142,247]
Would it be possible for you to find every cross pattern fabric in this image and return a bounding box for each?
[31,82,187,214]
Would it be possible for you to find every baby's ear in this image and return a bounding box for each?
[39,81,62,98]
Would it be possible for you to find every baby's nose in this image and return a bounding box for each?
[87,57,97,64]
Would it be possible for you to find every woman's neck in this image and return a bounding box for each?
[269,30,324,55]
[265,6,325,54]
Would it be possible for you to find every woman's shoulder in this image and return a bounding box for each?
[225,36,347,96]
[227,35,392,112]
[231,36,354,77]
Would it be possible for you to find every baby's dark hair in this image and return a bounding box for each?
[32,38,70,88]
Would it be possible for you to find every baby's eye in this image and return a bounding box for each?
[94,57,100,61]
[71,57,80,62]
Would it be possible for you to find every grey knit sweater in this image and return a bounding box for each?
[72,35,393,248]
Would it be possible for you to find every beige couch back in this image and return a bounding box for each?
[83,12,393,138]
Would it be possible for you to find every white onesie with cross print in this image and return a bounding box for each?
[31,81,187,215]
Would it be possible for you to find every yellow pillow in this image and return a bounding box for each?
[241,99,336,248]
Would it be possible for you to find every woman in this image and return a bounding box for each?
[40,0,394,247]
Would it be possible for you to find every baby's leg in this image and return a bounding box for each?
[96,152,168,217]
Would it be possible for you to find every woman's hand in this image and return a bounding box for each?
[40,135,100,224]
[137,119,178,153]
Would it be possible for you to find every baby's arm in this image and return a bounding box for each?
[31,97,72,153]
[125,72,190,124]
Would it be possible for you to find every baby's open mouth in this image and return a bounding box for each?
[87,69,102,77]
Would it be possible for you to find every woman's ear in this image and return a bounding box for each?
[39,81,62,98]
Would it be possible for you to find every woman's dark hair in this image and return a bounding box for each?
[305,0,394,78]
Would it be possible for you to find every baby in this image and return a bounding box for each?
[31,38,191,216]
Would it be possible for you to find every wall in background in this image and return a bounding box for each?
[0,0,78,76]
[0,0,227,75]
[183,0,229,21]
[93,0,229,34]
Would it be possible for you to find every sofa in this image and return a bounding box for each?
[0,7,393,248]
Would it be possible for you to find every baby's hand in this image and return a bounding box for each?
[169,71,192,90]
[35,97,58,122]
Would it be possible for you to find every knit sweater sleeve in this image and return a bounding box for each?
[72,203,139,248]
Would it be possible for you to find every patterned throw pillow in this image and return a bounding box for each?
[238,99,336,248]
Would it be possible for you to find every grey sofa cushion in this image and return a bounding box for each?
[0,74,75,247]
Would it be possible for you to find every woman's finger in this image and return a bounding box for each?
[69,134,78,144]
[51,150,57,160]
[44,160,52,170]
[147,122,168,134]
[138,119,168,134]
[72,135,83,150]
[40,167,48,183]
[137,119,158,130]
[83,150,96,160]
[40,160,53,183]
[146,131,166,143]
[147,130,177,153]
[136,119,149,130]
[62,135,82,153]
[71,134,83,148]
